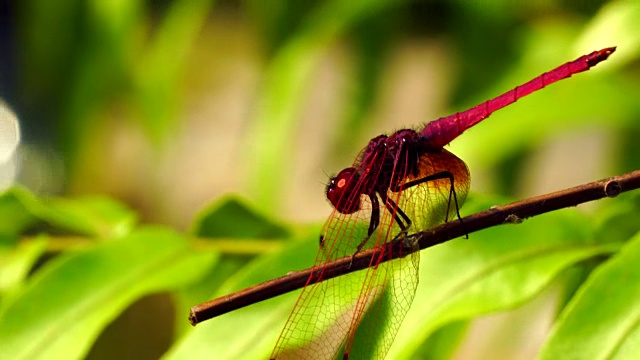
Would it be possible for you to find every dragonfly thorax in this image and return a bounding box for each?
[327,130,426,215]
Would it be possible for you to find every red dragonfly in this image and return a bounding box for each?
[270,47,615,359]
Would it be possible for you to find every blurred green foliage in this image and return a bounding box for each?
[2,0,640,359]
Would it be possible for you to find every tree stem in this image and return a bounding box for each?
[189,169,640,326]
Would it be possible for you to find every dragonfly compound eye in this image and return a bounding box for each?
[326,167,360,214]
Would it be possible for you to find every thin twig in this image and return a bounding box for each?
[189,169,640,326]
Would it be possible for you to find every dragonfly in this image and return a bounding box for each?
[270,47,615,360]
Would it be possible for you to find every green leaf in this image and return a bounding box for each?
[191,196,289,239]
[594,192,640,246]
[415,321,470,360]
[174,196,290,336]
[452,2,640,168]
[575,0,640,66]
[0,187,39,237]
[40,195,138,238]
[244,0,408,210]
[135,0,215,142]
[165,225,320,360]
[0,227,217,360]
[174,196,290,333]
[387,203,620,359]
[538,231,640,360]
[0,236,48,301]
[0,186,137,238]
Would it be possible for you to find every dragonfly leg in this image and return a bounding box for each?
[354,193,410,254]
[367,193,381,237]
[385,196,411,230]
[384,196,416,255]
[349,194,381,269]
[392,170,468,237]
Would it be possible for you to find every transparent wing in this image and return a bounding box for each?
[346,149,470,359]
[270,148,470,360]
[270,146,387,359]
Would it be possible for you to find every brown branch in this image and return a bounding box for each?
[189,169,640,326]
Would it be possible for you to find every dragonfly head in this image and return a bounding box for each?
[326,167,360,214]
